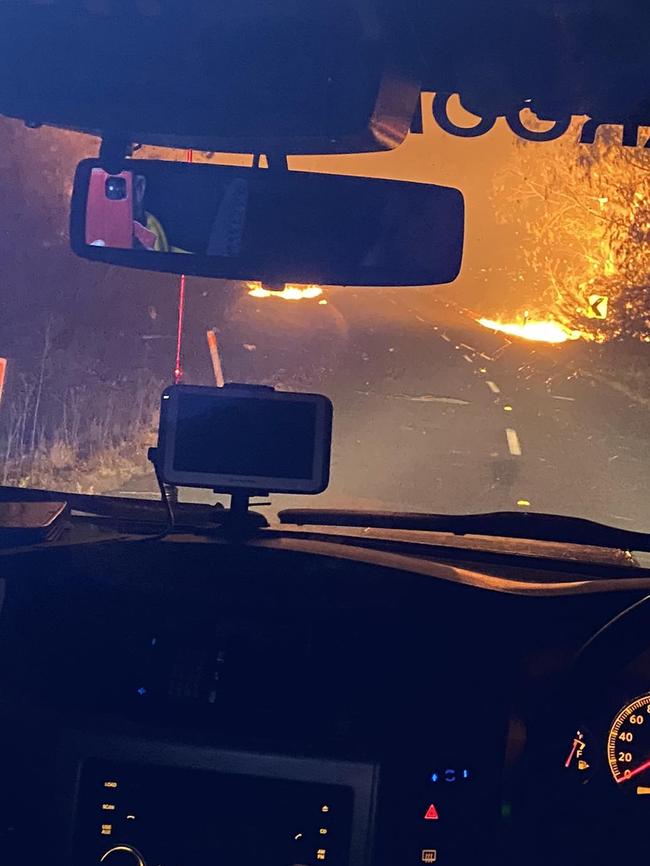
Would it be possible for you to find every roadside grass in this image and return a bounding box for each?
[1,376,163,494]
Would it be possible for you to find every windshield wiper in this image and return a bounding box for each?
[0,484,217,527]
[4,487,647,552]
[278,509,650,552]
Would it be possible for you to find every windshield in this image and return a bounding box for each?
[1,96,649,533]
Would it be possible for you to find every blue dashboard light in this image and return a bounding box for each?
[136,686,147,696]
[431,769,471,783]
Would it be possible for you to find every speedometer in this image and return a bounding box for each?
[607,695,650,788]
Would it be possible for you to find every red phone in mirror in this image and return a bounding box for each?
[85,167,134,249]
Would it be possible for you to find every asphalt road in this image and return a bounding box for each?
[113,292,650,534]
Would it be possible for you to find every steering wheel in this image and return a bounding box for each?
[507,595,650,866]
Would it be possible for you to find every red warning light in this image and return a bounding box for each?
[424,804,439,820]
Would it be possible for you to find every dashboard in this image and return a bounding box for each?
[513,594,650,865]
[0,522,649,866]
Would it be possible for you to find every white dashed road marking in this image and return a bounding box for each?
[506,428,522,456]
[441,333,451,342]
[486,381,501,394]
[551,394,575,402]
[462,354,473,364]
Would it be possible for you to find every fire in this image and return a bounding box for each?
[477,317,591,344]
[247,282,323,301]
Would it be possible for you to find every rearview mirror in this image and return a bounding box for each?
[70,159,464,287]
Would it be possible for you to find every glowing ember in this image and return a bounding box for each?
[247,282,323,301]
[477,317,589,344]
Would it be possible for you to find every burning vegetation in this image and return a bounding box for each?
[247,282,324,301]
[490,120,650,344]
[477,316,590,344]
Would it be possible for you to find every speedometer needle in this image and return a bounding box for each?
[617,758,650,784]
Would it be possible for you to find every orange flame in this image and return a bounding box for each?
[247,282,323,301]
[477,317,592,344]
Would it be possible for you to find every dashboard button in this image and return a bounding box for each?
[421,850,437,863]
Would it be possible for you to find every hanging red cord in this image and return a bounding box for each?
[173,272,186,383]
[173,148,194,383]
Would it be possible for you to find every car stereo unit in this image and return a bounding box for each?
[62,735,376,866]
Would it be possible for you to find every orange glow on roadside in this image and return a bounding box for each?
[247,282,323,301]
[477,317,591,344]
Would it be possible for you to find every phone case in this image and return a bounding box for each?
[85,168,134,249]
